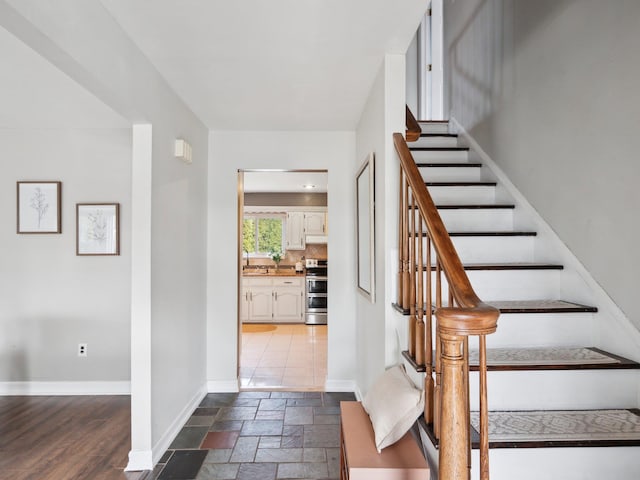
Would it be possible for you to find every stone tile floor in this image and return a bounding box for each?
[154,391,355,479]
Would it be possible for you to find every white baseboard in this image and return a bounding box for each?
[0,381,131,396]
[207,379,239,393]
[451,117,640,362]
[150,385,207,466]
[324,379,356,393]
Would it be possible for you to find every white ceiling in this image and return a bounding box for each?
[0,26,127,129]
[244,171,328,193]
[99,0,427,130]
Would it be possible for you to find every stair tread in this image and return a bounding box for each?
[420,133,458,138]
[420,409,640,449]
[393,299,596,316]
[468,346,640,371]
[417,162,481,168]
[471,409,640,448]
[426,181,496,187]
[411,231,537,237]
[435,203,515,209]
[410,147,469,151]
[426,262,564,271]
[488,299,597,313]
[449,231,537,237]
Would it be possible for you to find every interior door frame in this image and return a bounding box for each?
[418,0,444,120]
[236,168,329,390]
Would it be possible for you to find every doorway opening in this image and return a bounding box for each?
[238,170,329,391]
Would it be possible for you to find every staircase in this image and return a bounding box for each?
[398,120,640,480]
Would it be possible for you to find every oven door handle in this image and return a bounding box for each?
[306,276,328,281]
[306,293,328,298]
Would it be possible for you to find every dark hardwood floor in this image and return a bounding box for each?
[0,395,148,480]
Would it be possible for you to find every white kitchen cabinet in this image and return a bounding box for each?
[304,211,327,235]
[248,285,273,322]
[272,278,304,322]
[242,276,304,323]
[240,284,250,322]
[286,212,305,250]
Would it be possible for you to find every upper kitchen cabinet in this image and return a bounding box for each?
[304,212,327,236]
[286,211,305,250]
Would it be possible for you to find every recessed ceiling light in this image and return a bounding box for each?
[303,184,316,189]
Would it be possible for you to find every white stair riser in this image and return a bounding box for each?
[419,165,482,182]
[427,185,496,204]
[435,269,562,300]
[418,122,449,134]
[415,237,536,263]
[411,136,459,148]
[411,149,469,162]
[469,370,640,410]
[438,209,514,232]
[470,447,640,480]
[478,312,596,348]
[447,236,535,263]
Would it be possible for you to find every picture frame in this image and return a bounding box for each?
[16,181,62,234]
[76,203,120,256]
[356,153,375,302]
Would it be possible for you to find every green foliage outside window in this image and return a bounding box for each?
[243,216,283,255]
[243,218,256,253]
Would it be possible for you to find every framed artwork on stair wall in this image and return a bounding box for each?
[356,153,375,303]
[76,203,120,256]
[16,181,62,234]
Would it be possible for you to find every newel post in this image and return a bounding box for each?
[438,329,470,480]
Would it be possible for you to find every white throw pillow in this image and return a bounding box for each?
[362,364,424,452]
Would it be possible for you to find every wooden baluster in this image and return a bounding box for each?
[479,334,490,480]
[415,215,425,367]
[408,190,416,359]
[438,329,470,480]
[402,180,410,310]
[434,260,442,439]
[424,233,434,424]
[397,167,404,307]
[464,336,471,476]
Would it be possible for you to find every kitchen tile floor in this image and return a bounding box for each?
[153,391,355,480]
[240,324,327,391]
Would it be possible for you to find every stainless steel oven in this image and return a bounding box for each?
[305,259,327,325]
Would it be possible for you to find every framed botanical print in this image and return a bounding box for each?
[76,203,120,256]
[17,181,62,234]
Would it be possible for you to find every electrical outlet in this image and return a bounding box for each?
[78,343,87,357]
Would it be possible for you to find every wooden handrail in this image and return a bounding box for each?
[395,110,499,480]
[406,105,421,142]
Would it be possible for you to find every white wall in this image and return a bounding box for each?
[406,30,419,117]
[354,55,407,397]
[0,128,131,388]
[207,131,356,391]
[443,0,640,330]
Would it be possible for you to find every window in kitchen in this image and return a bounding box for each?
[243,214,285,256]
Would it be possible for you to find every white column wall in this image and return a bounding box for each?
[354,55,406,397]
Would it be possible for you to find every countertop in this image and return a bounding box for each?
[242,267,305,277]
